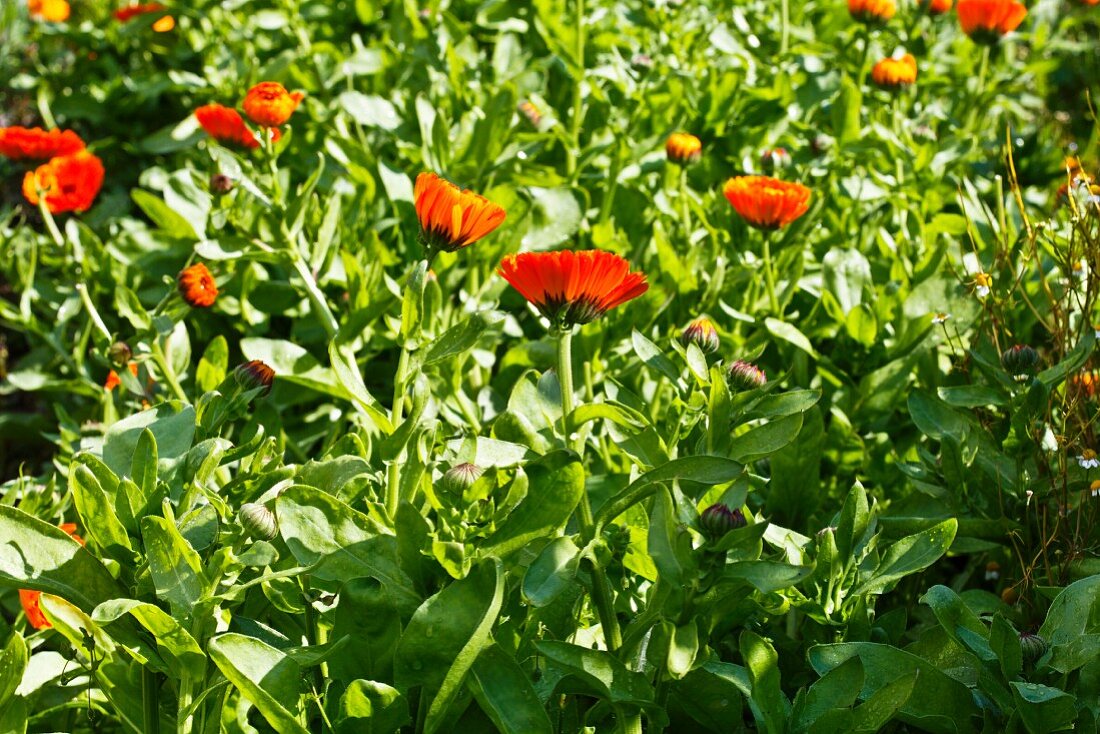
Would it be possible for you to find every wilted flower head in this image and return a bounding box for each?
[727,360,767,391]
[22,151,105,214]
[665,133,702,165]
[699,503,746,539]
[242,82,304,127]
[973,272,992,299]
[210,172,236,194]
[0,126,84,161]
[234,360,275,396]
[723,176,811,231]
[27,0,70,22]
[760,147,791,175]
[984,561,1000,580]
[871,54,917,89]
[848,0,896,23]
[497,250,648,329]
[957,0,1027,42]
[178,263,218,308]
[195,104,277,150]
[518,101,542,128]
[680,317,720,353]
[441,463,484,497]
[19,523,84,630]
[1000,344,1039,381]
[414,172,506,255]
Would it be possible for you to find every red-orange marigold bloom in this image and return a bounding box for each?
[848,0,895,23]
[414,172,506,254]
[0,126,85,161]
[497,250,649,327]
[666,133,702,165]
[957,0,1027,41]
[19,523,85,630]
[871,54,918,89]
[921,0,953,13]
[113,3,164,21]
[723,176,812,231]
[27,0,70,22]
[22,151,105,215]
[105,362,140,391]
[194,104,276,150]
[242,82,304,128]
[178,263,218,308]
[151,15,174,31]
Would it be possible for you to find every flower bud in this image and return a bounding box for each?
[239,502,278,540]
[108,341,132,366]
[666,133,702,166]
[1001,344,1040,381]
[1019,632,1048,663]
[699,503,746,539]
[680,317,720,353]
[234,360,275,396]
[210,172,236,195]
[727,360,767,391]
[440,463,484,498]
[760,147,791,175]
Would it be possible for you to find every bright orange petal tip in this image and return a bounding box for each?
[957,0,1027,41]
[242,82,305,128]
[19,523,84,631]
[113,3,165,21]
[497,250,648,328]
[723,176,812,231]
[178,263,218,308]
[414,172,506,255]
[848,0,896,23]
[194,103,275,150]
[27,0,70,22]
[920,0,952,13]
[666,133,702,165]
[0,126,85,161]
[22,151,105,215]
[871,54,917,89]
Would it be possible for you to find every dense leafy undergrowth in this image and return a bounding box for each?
[1,0,1099,731]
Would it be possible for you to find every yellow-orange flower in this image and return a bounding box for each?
[666,133,702,165]
[152,15,175,31]
[178,263,218,308]
[957,0,1027,42]
[22,151,105,214]
[723,176,812,231]
[414,172,506,255]
[27,0,70,22]
[871,54,917,89]
[848,0,895,23]
[921,0,953,13]
[20,523,84,630]
[0,126,84,161]
[518,101,542,127]
[242,82,305,128]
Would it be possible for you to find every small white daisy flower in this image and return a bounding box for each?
[1077,449,1099,469]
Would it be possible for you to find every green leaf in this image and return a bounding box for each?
[131,188,196,239]
[481,451,584,559]
[823,247,871,315]
[196,335,229,393]
[336,680,410,734]
[1036,331,1095,388]
[721,561,813,594]
[1010,682,1077,734]
[729,413,804,463]
[209,634,307,734]
[339,91,401,130]
[670,663,745,731]
[469,644,553,734]
[536,641,655,707]
[850,670,916,732]
[936,385,1008,408]
[0,632,27,711]
[1039,575,1100,673]
[70,464,132,558]
[739,631,788,734]
[329,339,395,434]
[522,536,581,607]
[394,560,505,734]
[131,428,159,506]
[907,390,968,441]
[329,577,403,683]
[422,312,503,367]
[92,599,205,678]
[164,169,211,240]
[765,317,818,358]
[102,402,195,481]
[521,188,582,250]
[596,456,743,528]
[632,329,681,382]
[141,516,209,616]
[240,338,348,399]
[795,656,864,731]
[833,76,862,145]
[853,519,956,595]
[667,621,700,679]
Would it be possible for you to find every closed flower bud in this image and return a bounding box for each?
[210,172,236,195]
[727,360,767,391]
[108,341,132,366]
[239,502,278,540]
[234,360,275,396]
[666,133,702,166]
[1001,344,1039,381]
[680,317,720,353]
[441,463,484,497]
[699,503,746,539]
[760,147,791,175]
[1018,632,1048,663]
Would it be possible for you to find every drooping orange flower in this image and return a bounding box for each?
[178,263,218,308]
[22,151,105,215]
[194,104,277,150]
[105,362,140,392]
[0,126,85,161]
[723,176,812,231]
[27,0,70,22]
[848,0,896,23]
[957,0,1027,41]
[20,523,84,631]
[113,3,164,21]
[497,250,648,327]
[242,82,304,128]
[414,172,506,255]
[871,54,917,89]
[920,0,953,13]
[666,133,702,165]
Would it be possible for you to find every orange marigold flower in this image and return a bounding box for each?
[19,523,85,630]
[105,362,140,392]
[113,3,165,21]
[497,250,648,327]
[666,133,702,165]
[1071,370,1099,400]
[921,0,952,13]
[723,176,812,231]
[22,151,105,215]
[27,0,70,22]
[194,103,276,150]
[0,126,85,161]
[957,0,1027,42]
[242,82,304,128]
[414,172,506,255]
[871,54,917,89]
[152,15,174,31]
[848,0,895,23]
[178,263,218,308]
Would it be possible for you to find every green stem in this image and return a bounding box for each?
[38,199,65,248]
[385,345,411,517]
[150,339,189,403]
[177,669,193,734]
[143,667,161,734]
[780,0,790,55]
[76,283,112,344]
[566,0,586,179]
[762,233,780,316]
[290,255,339,337]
